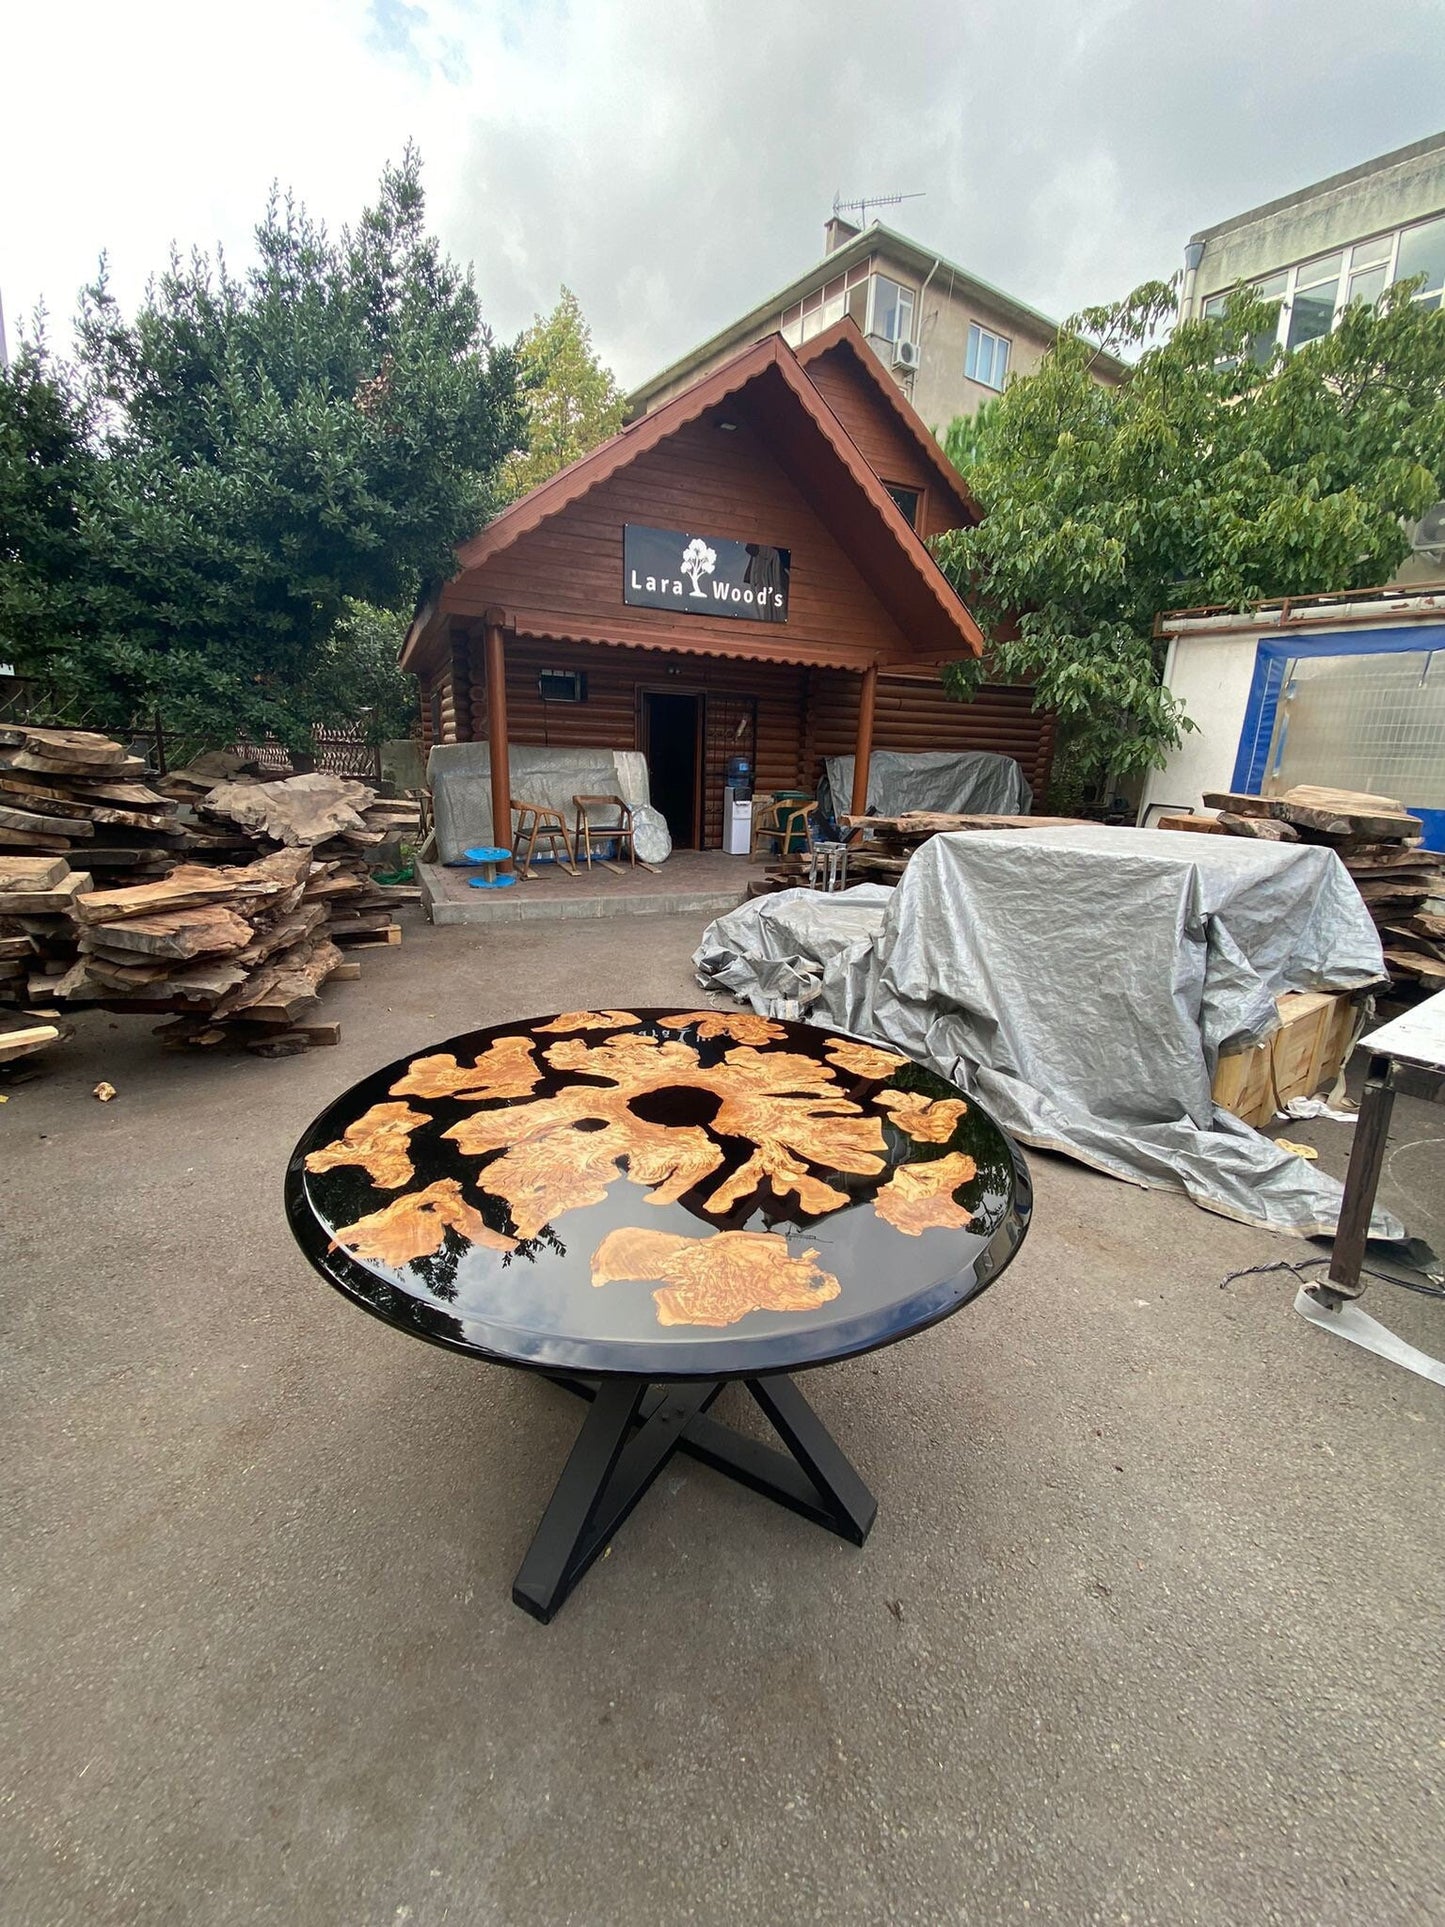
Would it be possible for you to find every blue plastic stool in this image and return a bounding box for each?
[462,844,517,889]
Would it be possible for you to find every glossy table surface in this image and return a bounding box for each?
[285,1008,1031,1379]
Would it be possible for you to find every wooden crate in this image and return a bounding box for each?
[1212,991,1359,1130]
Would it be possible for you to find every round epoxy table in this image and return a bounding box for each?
[285,1007,1031,1621]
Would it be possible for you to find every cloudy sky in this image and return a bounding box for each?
[4,0,1442,389]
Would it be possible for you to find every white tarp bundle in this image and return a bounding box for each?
[695,824,1398,1238]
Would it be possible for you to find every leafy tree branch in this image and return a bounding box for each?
[937,279,1445,792]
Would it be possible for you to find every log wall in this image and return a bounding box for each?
[808,670,1056,801]
[466,635,809,848]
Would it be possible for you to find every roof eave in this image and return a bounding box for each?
[793,317,983,524]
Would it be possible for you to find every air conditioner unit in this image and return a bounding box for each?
[537,669,587,703]
[892,337,921,371]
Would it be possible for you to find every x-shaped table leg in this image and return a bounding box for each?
[511,1374,877,1623]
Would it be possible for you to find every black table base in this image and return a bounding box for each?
[512,1374,878,1623]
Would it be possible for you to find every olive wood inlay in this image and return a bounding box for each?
[304,1100,428,1189]
[389,1032,541,1102]
[877,1089,969,1142]
[443,1029,889,1237]
[825,1038,909,1081]
[532,1009,642,1033]
[591,1225,841,1328]
[873,1153,978,1236]
[657,1011,787,1045]
[330,1178,516,1265]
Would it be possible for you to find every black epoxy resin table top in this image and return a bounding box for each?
[285,1008,1031,1379]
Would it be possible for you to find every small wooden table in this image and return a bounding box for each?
[285,1009,1032,1621]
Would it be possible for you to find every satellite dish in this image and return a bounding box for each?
[1412,501,1445,563]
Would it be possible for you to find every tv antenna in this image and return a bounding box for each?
[832,189,925,228]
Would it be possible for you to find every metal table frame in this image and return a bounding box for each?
[513,1373,876,1624]
[1319,991,1445,1310]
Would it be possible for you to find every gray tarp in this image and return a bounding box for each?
[695,884,894,1036]
[695,824,1399,1238]
[427,745,651,861]
[820,749,1032,823]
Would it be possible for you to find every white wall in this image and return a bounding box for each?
[1139,632,1262,820]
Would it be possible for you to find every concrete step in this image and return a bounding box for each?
[419,858,760,926]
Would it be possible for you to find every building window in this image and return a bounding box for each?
[1286,252,1342,352]
[778,260,877,348]
[1396,213,1445,308]
[1345,230,1392,309]
[884,483,921,527]
[966,322,1011,389]
[1201,212,1445,358]
[871,274,916,344]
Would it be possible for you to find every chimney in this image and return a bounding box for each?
[824,214,861,255]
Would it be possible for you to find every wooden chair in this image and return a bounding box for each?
[572,794,637,870]
[511,800,577,880]
[750,795,816,858]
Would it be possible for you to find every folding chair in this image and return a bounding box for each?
[572,794,637,870]
[511,800,578,880]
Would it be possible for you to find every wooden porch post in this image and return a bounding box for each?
[851,663,878,817]
[483,608,512,870]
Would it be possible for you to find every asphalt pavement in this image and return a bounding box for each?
[3,911,1441,1927]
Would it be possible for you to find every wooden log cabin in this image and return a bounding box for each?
[401,316,1053,858]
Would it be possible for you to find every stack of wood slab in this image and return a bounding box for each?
[1161,785,1444,999]
[186,774,419,951]
[0,858,79,1065]
[750,811,1087,895]
[0,731,421,1057]
[0,725,185,883]
[1,848,353,1054]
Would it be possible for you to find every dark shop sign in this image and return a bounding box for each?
[623,524,790,623]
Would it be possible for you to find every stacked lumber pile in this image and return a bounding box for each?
[0,725,185,883]
[0,732,422,1057]
[0,858,79,1065]
[189,773,420,950]
[10,849,353,1055]
[751,811,1086,895]
[1162,785,1444,999]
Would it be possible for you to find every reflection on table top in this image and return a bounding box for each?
[285,1008,1031,1378]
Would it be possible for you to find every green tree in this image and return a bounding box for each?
[506,286,625,496]
[937,279,1445,793]
[302,599,418,745]
[940,395,1000,476]
[2,146,525,749]
[0,337,97,679]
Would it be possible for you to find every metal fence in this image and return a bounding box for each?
[0,676,381,780]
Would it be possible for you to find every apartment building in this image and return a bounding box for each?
[1180,132,1445,584]
[629,215,1107,437]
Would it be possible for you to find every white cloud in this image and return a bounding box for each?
[2,0,1441,387]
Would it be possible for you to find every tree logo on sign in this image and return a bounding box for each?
[680,537,716,599]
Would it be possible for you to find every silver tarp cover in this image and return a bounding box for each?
[692,884,894,1036]
[820,749,1032,823]
[427,745,651,860]
[695,825,1398,1237]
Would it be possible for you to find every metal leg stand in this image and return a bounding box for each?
[1316,1052,1395,1309]
[513,1373,877,1622]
